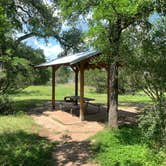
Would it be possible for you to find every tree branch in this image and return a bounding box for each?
[15,33,35,45]
[16,5,32,18]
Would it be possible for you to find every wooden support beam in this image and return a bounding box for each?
[71,66,79,105]
[106,66,110,112]
[52,66,56,109]
[75,69,79,105]
[51,66,59,110]
[80,63,85,121]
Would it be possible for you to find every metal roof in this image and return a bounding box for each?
[35,50,101,68]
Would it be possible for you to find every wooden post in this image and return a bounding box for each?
[75,69,79,105]
[52,66,56,110]
[80,63,85,121]
[106,66,110,112]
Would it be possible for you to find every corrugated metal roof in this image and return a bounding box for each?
[35,50,101,68]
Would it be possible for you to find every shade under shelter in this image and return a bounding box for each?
[36,50,110,121]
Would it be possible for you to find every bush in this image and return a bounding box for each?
[138,104,166,148]
[91,126,166,166]
[85,69,106,93]
[0,95,14,115]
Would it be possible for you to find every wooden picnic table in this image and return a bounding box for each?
[64,96,95,103]
[64,96,102,113]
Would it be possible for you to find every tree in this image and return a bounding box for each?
[123,17,166,147]
[0,40,50,93]
[85,69,106,93]
[56,27,87,84]
[0,0,88,93]
[59,0,156,127]
[15,43,50,85]
[0,0,61,49]
[0,0,61,93]
[59,27,87,55]
[123,16,166,104]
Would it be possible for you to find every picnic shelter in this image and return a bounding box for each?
[36,50,111,121]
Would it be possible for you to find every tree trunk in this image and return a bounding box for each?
[108,62,118,128]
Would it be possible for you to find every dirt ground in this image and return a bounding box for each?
[30,102,138,166]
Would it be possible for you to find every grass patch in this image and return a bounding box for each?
[10,84,152,109]
[0,115,36,133]
[91,125,166,166]
[0,115,57,166]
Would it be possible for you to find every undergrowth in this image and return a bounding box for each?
[91,125,166,166]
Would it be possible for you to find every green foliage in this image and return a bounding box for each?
[120,16,166,147]
[0,43,50,93]
[0,95,14,115]
[0,0,61,40]
[85,69,106,93]
[0,55,33,93]
[118,68,141,94]
[91,126,166,166]
[0,115,56,166]
[139,104,166,148]
[60,0,154,54]
[56,66,71,84]
[85,68,140,94]
[123,17,166,103]
[0,131,55,166]
[0,0,58,95]
[60,28,87,53]
[15,43,50,85]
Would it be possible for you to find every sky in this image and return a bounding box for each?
[24,37,63,61]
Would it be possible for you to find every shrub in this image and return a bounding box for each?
[0,95,14,115]
[91,126,166,166]
[138,104,166,148]
[85,69,106,93]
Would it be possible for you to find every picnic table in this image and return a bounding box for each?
[64,96,95,104]
[64,96,102,112]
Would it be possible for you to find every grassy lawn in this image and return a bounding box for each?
[91,125,166,166]
[11,84,151,113]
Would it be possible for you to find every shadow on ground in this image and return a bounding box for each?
[14,99,49,113]
[11,90,41,96]
[27,101,139,125]
[0,131,57,166]
[120,102,151,110]
[0,130,94,166]
[52,140,93,166]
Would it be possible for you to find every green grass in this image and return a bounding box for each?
[10,84,151,113]
[0,114,57,166]
[11,84,151,104]
[91,125,166,166]
[0,115,36,133]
